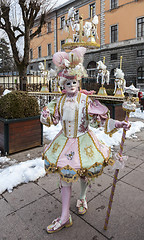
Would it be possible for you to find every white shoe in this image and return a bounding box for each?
[47,215,73,233]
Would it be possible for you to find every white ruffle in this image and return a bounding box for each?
[112,153,128,170]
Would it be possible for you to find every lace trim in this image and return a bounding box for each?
[104,118,118,137]
[44,155,115,183]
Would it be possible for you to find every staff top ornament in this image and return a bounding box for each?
[123,84,139,112]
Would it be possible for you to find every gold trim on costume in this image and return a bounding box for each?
[46,116,52,127]
[74,92,81,138]
[43,130,62,156]
[61,95,66,117]
[78,137,83,168]
[60,165,79,183]
[44,154,115,183]
[55,138,68,165]
[61,95,67,135]
[104,118,118,137]
[63,120,67,136]
[86,95,89,121]
[87,161,102,169]
[87,131,105,160]
[58,95,64,116]
[53,103,57,116]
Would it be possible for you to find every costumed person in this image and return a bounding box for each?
[40,47,130,234]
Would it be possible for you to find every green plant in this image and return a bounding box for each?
[0,86,3,96]
[0,91,40,119]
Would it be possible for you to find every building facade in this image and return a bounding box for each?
[29,0,144,90]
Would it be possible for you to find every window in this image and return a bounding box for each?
[38,46,41,58]
[111,53,118,60]
[111,24,118,43]
[30,48,33,60]
[110,69,115,84]
[87,61,96,77]
[74,10,79,22]
[47,44,52,56]
[110,0,118,9]
[60,16,65,29]
[60,40,65,51]
[137,49,144,57]
[89,3,96,18]
[47,22,51,33]
[137,67,144,83]
[48,63,51,69]
[137,17,144,37]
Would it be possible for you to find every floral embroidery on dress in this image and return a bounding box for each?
[84,145,94,158]
[65,151,75,160]
[79,106,88,132]
[52,143,60,153]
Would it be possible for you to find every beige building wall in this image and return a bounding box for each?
[30,19,55,59]
[105,0,144,44]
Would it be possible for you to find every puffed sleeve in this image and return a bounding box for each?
[40,98,60,127]
[88,99,118,136]
[88,99,109,127]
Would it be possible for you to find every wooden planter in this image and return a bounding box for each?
[0,116,43,155]
[105,103,125,121]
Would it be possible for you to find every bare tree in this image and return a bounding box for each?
[0,0,57,90]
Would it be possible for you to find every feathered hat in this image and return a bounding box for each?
[52,47,88,87]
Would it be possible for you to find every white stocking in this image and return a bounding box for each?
[80,177,88,200]
[60,180,72,224]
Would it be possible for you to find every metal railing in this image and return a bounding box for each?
[0,72,50,92]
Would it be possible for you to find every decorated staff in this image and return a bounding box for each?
[104,84,139,230]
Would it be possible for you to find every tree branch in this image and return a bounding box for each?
[13,26,24,35]
[30,13,45,39]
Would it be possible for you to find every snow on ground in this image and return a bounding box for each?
[0,158,45,194]
[0,108,144,195]
[130,107,144,119]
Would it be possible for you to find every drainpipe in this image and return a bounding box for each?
[100,0,105,48]
[55,10,58,53]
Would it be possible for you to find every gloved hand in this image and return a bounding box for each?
[115,120,131,131]
[41,106,50,119]
[40,106,51,126]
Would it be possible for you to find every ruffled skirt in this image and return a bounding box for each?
[42,130,114,182]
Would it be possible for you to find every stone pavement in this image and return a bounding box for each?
[0,117,144,240]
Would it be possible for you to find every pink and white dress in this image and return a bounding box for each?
[41,92,117,183]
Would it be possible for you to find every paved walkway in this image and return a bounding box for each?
[0,117,144,240]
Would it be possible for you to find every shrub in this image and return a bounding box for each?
[0,91,40,119]
[0,86,3,96]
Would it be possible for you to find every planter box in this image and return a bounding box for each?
[0,116,43,155]
[105,103,125,121]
